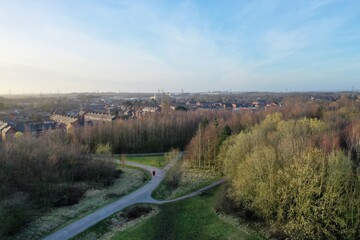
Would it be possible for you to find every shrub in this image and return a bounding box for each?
[214,185,258,221]
[52,186,85,207]
[165,168,182,189]
[164,148,180,165]
[73,159,120,186]
[123,205,153,220]
[0,193,31,236]
[214,185,238,215]
[105,193,125,200]
[95,143,112,155]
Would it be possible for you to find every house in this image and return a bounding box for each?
[252,101,261,108]
[143,106,161,113]
[0,122,17,141]
[122,109,134,118]
[83,112,116,123]
[0,122,7,132]
[265,102,279,110]
[13,122,62,137]
[2,126,16,140]
[49,114,79,134]
[252,100,266,108]
[222,103,233,110]
[50,114,79,126]
[134,109,144,118]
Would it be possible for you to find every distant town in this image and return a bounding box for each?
[0,91,358,140]
[0,91,356,141]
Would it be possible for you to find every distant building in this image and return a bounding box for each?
[0,122,17,141]
[13,122,62,137]
[2,126,16,140]
[50,114,79,125]
[222,103,233,109]
[50,114,79,134]
[0,121,7,131]
[134,109,144,118]
[143,106,161,113]
[265,102,279,110]
[83,112,116,123]
[252,100,266,108]
[160,93,171,111]
[122,109,134,118]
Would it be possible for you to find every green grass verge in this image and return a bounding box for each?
[71,216,111,239]
[152,175,222,200]
[151,160,222,200]
[124,155,168,168]
[112,186,262,240]
[170,176,223,199]
[71,204,157,240]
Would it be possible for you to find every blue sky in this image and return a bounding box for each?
[0,0,359,93]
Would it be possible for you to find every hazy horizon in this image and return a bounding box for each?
[1,0,359,94]
[1,89,359,96]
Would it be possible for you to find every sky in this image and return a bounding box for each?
[0,0,360,94]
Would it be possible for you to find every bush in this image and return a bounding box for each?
[95,143,112,155]
[214,185,258,221]
[0,193,31,236]
[105,193,125,200]
[123,205,153,220]
[214,185,238,215]
[164,148,180,165]
[165,168,182,189]
[73,159,121,186]
[52,186,85,207]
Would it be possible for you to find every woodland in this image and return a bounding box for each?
[0,94,359,238]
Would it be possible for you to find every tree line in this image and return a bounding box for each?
[71,110,246,154]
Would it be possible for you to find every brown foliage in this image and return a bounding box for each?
[73,110,248,154]
[0,131,119,235]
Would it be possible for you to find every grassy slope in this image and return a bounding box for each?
[152,162,222,200]
[152,174,222,200]
[112,186,262,240]
[12,167,149,240]
[125,155,167,167]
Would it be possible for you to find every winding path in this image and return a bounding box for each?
[43,155,225,240]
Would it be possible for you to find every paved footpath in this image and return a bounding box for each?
[43,155,225,240]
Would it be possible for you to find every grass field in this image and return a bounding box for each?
[124,155,168,167]
[76,186,262,240]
